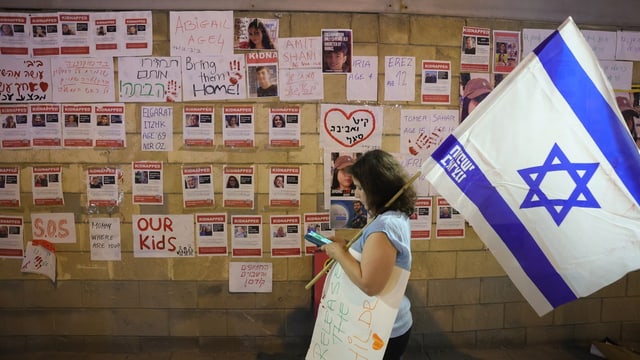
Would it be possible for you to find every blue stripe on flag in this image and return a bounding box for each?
[431,136,577,307]
[535,30,640,205]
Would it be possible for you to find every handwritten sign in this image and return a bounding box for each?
[278,37,322,69]
[141,106,173,151]
[522,28,553,57]
[182,54,246,101]
[616,30,640,61]
[582,30,616,60]
[50,57,115,103]
[306,255,410,360]
[90,217,121,261]
[384,56,415,101]
[170,11,233,56]
[601,60,633,91]
[278,37,323,101]
[0,57,52,103]
[21,240,56,282]
[229,262,272,292]
[400,109,459,196]
[118,56,182,102]
[400,109,458,158]
[320,104,383,150]
[132,214,195,258]
[31,212,76,244]
[347,56,378,101]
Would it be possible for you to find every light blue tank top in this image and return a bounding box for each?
[351,210,412,338]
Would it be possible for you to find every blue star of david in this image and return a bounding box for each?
[517,143,600,226]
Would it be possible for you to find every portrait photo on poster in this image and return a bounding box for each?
[322,29,352,73]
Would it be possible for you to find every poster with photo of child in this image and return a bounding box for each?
[322,29,352,73]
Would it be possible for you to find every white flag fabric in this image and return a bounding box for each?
[422,17,640,316]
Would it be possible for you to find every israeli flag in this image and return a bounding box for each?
[422,17,640,315]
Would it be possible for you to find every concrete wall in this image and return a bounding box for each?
[0,9,639,355]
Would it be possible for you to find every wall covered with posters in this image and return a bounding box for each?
[0,8,639,355]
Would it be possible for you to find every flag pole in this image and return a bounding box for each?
[304,170,423,290]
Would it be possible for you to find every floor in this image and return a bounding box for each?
[0,344,613,359]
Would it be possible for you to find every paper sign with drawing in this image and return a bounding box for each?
[306,249,409,360]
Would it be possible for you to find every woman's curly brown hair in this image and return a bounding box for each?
[346,149,416,216]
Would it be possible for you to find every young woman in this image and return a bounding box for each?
[330,155,355,196]
[272,114,285,128]
[320,149,416,360]
[247,19,274,49]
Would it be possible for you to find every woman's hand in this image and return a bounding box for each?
[320,235,347,260]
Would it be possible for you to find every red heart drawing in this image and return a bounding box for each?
[323,108,376,148]
[39,82,48,92]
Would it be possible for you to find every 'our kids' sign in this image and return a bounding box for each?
[132,214,195,257]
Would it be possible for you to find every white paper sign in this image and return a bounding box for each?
[21,240,56,282]
[616,30,640,61]
[181,54,246,101]
[601,60,633,91]
[306,251,410,359]
[132,214,195,258]
[51,57,115,103]
[347,56,378,101]
[90,217,121,261]
[320,104,383,150]
[118,56,182,102]
[0,57,52,103]
[582,30,617,60]
[384,56,415,101]
[229,262,272,292]
[31,212,76,244]
[522,28,553,57]
[170,11,233,56]
[141,106,173,151]
[277,36,323,101]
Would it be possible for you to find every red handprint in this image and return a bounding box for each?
[408,127,445,156]
[228,59,243,85]
[165,79,178,102]
[34,255,44,269]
